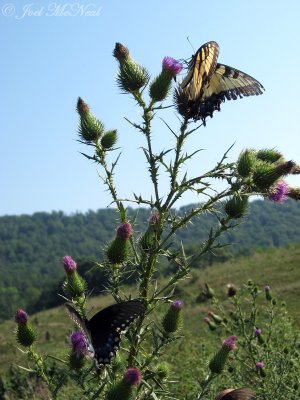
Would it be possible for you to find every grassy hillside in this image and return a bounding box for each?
[2,199,300,321]
[0,245,299,398]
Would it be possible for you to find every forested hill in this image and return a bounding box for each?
[1,199,300,321]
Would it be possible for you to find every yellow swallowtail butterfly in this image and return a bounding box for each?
[176,41,264,125]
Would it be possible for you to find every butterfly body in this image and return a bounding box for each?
[177,41,264,124]
[66,300,145,367]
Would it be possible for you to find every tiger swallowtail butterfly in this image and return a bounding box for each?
[176,41,264,125]
[66,300,145,367]
[214,387,256,400]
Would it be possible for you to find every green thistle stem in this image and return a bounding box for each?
[162,118,189,210]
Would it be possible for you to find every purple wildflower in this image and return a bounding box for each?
[268,180,289,203]
[63,255,77,273]
[254,327,262,336]
[162,57,183,76]
[149,212,160,226]
[203,316,210,324]
[171,299,183,310]
[223,335,238,351]
[15,309,28,324]
[124,368,142,385]
[256,361,265,370]
[264,285,270,292]
[117,222,133,240]
[70,331,87,356]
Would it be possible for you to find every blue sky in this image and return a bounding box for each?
[1,0,300,216]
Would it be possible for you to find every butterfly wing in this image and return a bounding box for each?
[65,304,94,355]
[87,300,145,367]
[202,63,264,100]
[216,388,255,400]
[181,41,219,100]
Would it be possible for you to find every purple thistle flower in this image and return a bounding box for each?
[223,335,238,351]
[117,222,133,240]
[63,255,77,273]
[264,285,270,292]
[268,180,289,203]
[254,327,262,336]
[15,309,28,324]
[124,368,142,385]
[171,299,183,310]
[162,57,183,76]
[256,361,265,370]
[148,212,160,226]
[203,316,210,324]
[70,331,87,356]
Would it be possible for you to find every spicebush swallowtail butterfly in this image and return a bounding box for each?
[66,300,145,367]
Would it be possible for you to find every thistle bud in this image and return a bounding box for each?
[162,300,183,334]
[149,57,183,102]
[174,86,192,120]
[76,97,104,142]
[101,130,118,149]
[255,361,266,377]
[106,368,141,400]
[287,187,300,200]
[252,162,283,191]
[205,283,215,299]
[114,42,149,93]
[204,316,217,331]
[106,223,133,265]
[15,309,37,347]
[224,195,248,219]
[256,148,283,163]
[156,362,170,381]
[62,256,86,298]
[254,327,264,345]
[208,311,223,325]
[140,212,160,252]
[209,336,237,374]
[237,149,256,177]
[277,160,299,176]
[264,285,272,301]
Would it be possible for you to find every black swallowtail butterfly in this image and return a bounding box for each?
[66,300,145,367]
[215,387,255,400]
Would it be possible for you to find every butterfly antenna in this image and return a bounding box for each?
[186,36,195,54]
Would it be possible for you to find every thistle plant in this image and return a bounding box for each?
[198,282,300,399]
[13,42,300,400]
